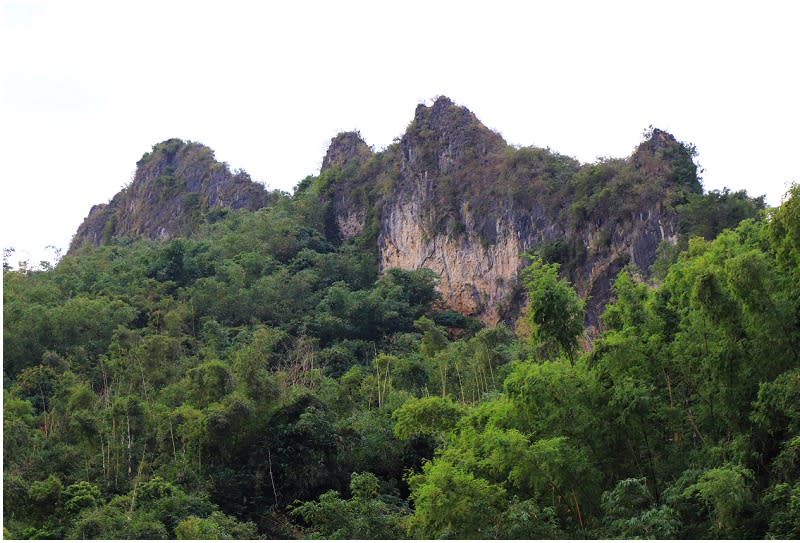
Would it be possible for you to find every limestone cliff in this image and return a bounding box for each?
[69,98,700,329]
[70,139,276,250]
[318,97,696,327]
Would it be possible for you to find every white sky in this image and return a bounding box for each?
[2,0,798,267]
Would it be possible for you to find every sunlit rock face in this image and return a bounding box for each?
[323,97,688,327]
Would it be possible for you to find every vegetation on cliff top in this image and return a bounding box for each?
[311,100,706,246]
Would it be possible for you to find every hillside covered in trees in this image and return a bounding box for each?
[4,99,798,539]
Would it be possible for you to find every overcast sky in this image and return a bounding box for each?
[2,0,798,267]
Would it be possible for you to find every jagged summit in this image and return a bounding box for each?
[69,139,276,251]
[310,97,699,326]
[401,96,507,176]
[321,131,373,172]
[69,97,702,327]
[641,127,679,153]
[319,96,506,176]
[631,127,702,193]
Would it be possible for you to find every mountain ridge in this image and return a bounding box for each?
[70,96,702,326]
[312,97,698,327]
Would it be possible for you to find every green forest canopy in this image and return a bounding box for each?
[3,182,799,539]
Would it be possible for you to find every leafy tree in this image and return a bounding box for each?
[3,393,38,469]
[503,358,601,443]
[407,459,506,539]
[678,188,765,241]
[770,183,800,274]
[683,464,755,537]
[521,257,584,362]
[392,395,465,440]
[185,360,234,408]
[27,474,63,522]
[601,478,680,538]
[63,481,102,515]
[291,471,408,539]
[762,481,800,539]
[174,511,257,539]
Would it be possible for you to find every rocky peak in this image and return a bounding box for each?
[630,127,701,192]
[69,138,275,251]
[642,127,678,153]
[631,127,680,166]
[401,96,506,176]
[321,131,373,172]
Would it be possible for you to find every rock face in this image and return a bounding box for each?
[319,97,694,327]
[70,98,698,328]
[70,139,276,250]
[320,133,375,240]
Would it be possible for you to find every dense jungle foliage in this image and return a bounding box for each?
[3,180,799,539]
